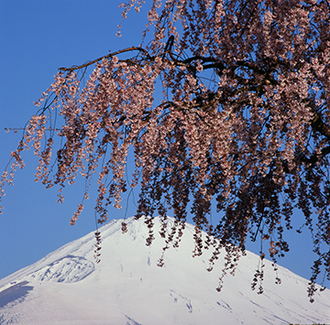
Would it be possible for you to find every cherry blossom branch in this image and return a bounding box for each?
[58,46,151,71]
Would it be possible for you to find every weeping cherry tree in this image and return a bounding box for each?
[1,0,330,301]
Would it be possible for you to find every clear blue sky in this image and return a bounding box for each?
[0,0,327,288]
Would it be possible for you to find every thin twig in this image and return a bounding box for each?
[58,46,150,71]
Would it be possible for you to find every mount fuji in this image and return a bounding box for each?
[0,216,329,324]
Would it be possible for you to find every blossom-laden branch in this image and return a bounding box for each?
[1,0,330,301]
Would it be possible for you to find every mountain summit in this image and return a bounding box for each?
[0,217,329,324]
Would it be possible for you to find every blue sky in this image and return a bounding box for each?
[0,0,327,288]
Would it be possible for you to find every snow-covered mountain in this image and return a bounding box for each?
[0,216,329,325]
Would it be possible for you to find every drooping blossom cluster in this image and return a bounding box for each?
[1,0,329,300]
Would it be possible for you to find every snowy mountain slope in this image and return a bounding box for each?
[0,216,329,325]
